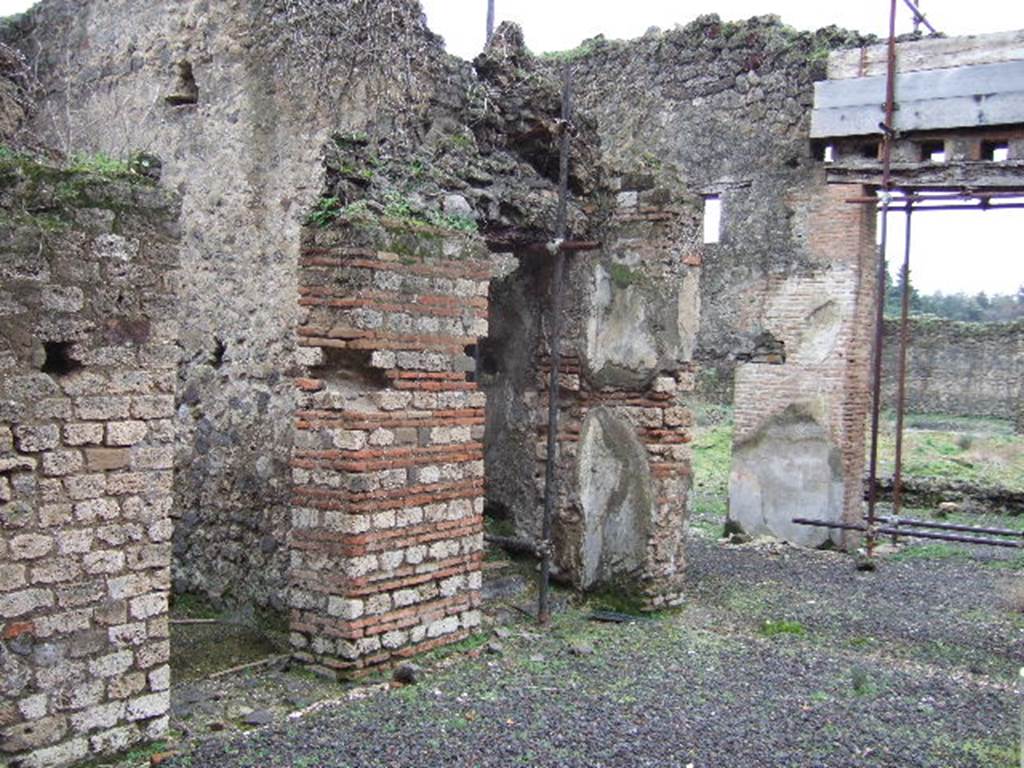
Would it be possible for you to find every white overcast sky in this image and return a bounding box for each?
[1,0,1021,295]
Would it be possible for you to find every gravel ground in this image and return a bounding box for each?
[156,535,1023,768]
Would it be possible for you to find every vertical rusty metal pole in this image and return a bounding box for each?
[538,65,572,625]
[892,205,914,526]
[866,0,900,559]
[486,0,496,45]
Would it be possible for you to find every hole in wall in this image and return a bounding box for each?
[463,340,499,383]
[812,143,834,163]
[861,142,880,160]
[918,140,946,163]
[310,347,390,389]
[166,61,199,106]
[40,341,82,377]
[463,344,479,383]
[981,141,1010,162]
[210,338,226,369]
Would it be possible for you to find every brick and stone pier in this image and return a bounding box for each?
[287,220,490,676]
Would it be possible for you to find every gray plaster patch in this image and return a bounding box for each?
[585,266,663,385]
[799,300,841,364]
[728,405,844,548]
[576,407,653,588]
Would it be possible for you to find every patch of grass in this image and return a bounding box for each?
[170,592,219,620]
[66,152,133,177]
[78,740,169,768]
[687,516,724,539]
[874,413,1024,492]
[425,210,477,233]
[541,38,601,62]
[933,736,1019,767]
[585,585,650,617]
[849,667,883,697]
[759,619,806,637]
[889,543,973,562]
[847,635,877,649]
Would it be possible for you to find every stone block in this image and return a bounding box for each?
[130,395,174,419]
[70,701,125,733]
[148,664,171,692]
[84,550,126,575]
[65,422,106,447]
[85,448,131,471]
[9,534,53,560]
[89,725,140,755]
[13,425,60,453]
[41,450,84,477]
[106,672,146,701]
[76,396,132,420]
[129,592,166,620]
[124,691,169,722]
[89,651,134,678]
[19,741,91,768]
[106,421,148,446]
[326,597,364,620]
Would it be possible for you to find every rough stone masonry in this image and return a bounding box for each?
[0,154,180,766]
[6,1,1023,765]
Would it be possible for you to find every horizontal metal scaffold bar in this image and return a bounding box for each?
[846,190,1024,204]
[874,515,1024,539]
[791,518,1024,549]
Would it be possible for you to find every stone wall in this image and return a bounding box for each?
[288,220,489,675]
[0,157,180,767]
[881,318,1024,422]
[569,17,873,406]
[5,0,464,611]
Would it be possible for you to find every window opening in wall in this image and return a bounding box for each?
[812,143,835,163]
[40,341,82,377]
[918,140,946,163]
[703,195,722,244]
[981,141,1010,162]
[861,142,880,160]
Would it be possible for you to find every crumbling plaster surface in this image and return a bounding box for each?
[575,407,654,589]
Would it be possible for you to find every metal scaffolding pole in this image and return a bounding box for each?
[864,0,901,558]
[892,203,913,523]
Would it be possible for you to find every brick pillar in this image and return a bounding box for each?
[288,222,489,676]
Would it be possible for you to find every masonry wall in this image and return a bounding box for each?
[729,181,876,546]
[483,168,698,606]
[7,0,466,610]
[881,318,1024,422]
[569,16,873,405]
[0,158,179,767]
[287,220,488,675]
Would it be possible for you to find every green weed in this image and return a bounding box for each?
[759,619,806,637]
